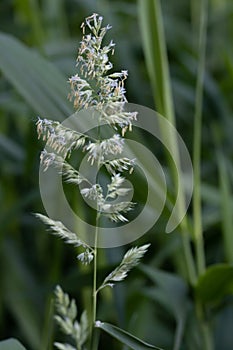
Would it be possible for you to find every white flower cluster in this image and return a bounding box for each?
[84,134,124,165]
[36,117,86,158]
[79,14,115,78]
[36,13,138,259]
[80,173,134,222]
[68,13,137,134]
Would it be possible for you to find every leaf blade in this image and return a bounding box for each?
[95,321,163,350]
[0,32,72,120]
[0,339,27,350]
[195,264,233,304]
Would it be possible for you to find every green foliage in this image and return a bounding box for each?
[217,153,233,263]
[195,264,233,304]
[95,322,162,350]
[0,33,71,119]
[0,339,27,350]
[0,0,233,349]
[140,265,189,350]
[137,0,174,121]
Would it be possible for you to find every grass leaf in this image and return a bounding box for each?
[95,321,163,350]
[137,0,174,121]
[0,339,27,350]
[195,264,233,304]
[218,154,233,263]
[0,33,72,120]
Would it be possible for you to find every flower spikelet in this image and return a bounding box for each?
[54,286,89,350]
[97,244,150,292]
[36,117,86,158]
[35,213,84,247]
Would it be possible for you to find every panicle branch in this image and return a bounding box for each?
[36,117,87,158]
[34,213,94,264]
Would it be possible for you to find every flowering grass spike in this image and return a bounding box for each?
[35,13,151,350]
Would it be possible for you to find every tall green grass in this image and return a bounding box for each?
[0,0,232,349]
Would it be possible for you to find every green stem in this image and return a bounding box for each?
[28,0,45,49]
[138,0,197,286]
[196,301,213,350]
[193,0,208,276]
[92,214,100,326]
[90,213,100,350]
[180,219,196,286]
[91,122,102,349]
[202,323,213,350]
[192,2,213,349]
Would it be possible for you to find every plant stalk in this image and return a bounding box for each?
[138,0,197,286]
[192,1,213,349]
[91,130,101,349]
[180,220,196,286]
[193,0,208,277]
[196,300,213,350]
[92,214,100,326]
[89,213,100,350]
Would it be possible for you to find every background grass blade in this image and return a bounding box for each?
[0,339,27,350]
[0,2,233,349]
[192,0,208,276]
[2,241,42,350]
[95,321,163,350]
[0,33,72,120]
[137,0,174,122]
[137,0,196,286]
[195,264,233,304]
[140,265,188,350]
[217,153,233,263]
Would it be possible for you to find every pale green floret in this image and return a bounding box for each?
[97,244,150,292]
[54,286,89,350]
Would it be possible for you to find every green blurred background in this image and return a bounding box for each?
[0,0,233,349]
